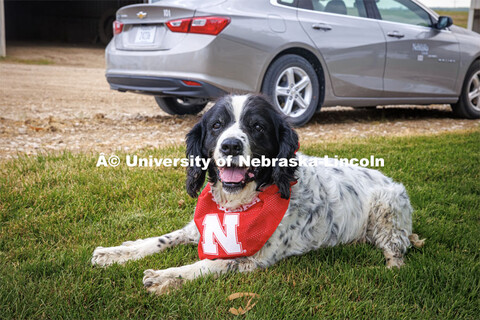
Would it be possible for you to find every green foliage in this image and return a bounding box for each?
[1,131,479,319]
[0,57,55,65]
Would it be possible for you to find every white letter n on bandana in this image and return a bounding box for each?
[202,213,242,255]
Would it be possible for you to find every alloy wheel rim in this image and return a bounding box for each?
[467,71,480,112]
[274,67,313,118]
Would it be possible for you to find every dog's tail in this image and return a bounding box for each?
[408,233,426,248]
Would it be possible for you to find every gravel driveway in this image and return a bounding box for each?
[1,43,479,159]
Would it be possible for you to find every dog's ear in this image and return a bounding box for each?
[273,118,299,199]
[185,121,207,198]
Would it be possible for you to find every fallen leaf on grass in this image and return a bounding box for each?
[409,233,426,248]
[228,292,260,315]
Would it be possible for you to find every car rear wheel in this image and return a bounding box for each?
[452,60,480,119]
[155,97,208,115]
[262,54,320,127]
[98,9,116,45]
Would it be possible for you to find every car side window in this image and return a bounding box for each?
[375,0,432,27]
[298,0,368,18]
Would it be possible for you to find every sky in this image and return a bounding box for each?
[418,0,471,7]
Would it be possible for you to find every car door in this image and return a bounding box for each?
[296,0,386,97]
[372,0,460,97]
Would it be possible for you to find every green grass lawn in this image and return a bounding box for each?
[0,56,55,65]
[1,130,479,319]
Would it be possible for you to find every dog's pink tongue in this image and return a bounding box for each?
[220,167,247,183]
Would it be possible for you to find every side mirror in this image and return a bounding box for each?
[435,16,453,29]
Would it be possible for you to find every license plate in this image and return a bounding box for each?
[134,26,156,44]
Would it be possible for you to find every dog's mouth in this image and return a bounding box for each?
[217,165,255,192]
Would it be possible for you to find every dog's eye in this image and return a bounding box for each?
[254,124,264,132]
[212,121,222,130]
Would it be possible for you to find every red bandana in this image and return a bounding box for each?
[194,183,292,260]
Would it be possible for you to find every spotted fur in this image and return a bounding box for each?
[91,94,423,295]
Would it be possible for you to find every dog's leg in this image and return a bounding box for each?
[366,184,413,268]
[91,221,199,266]
[143,257,258,295]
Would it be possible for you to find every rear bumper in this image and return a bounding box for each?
[105,30,270,95]
[106,74,227,98]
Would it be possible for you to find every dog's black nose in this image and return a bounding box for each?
[220,138,243,156]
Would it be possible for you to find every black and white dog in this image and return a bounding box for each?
[92,94,423,294]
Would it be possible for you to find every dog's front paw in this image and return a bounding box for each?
[143,269,185,295]
[91,245,139,266]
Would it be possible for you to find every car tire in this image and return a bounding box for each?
[452,60,480,119]
[98,9,116,45]
[155,97,208,115]
[262,54,320,127]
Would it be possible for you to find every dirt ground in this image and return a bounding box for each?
[1,43,479,159]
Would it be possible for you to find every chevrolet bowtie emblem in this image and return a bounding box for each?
[137,11,147,19]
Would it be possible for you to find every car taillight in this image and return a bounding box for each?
[166,16,230,35]
[166,18,191,33]
[190,17,230,35]
[113,21,124,35]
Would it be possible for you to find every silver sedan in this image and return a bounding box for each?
[106,0,480,126]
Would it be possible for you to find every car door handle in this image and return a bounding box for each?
[387,31,405,38]
[312,23,332,31]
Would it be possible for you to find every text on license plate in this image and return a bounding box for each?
[135,26,156,44]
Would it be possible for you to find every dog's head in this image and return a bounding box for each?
[186,94,298,200]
